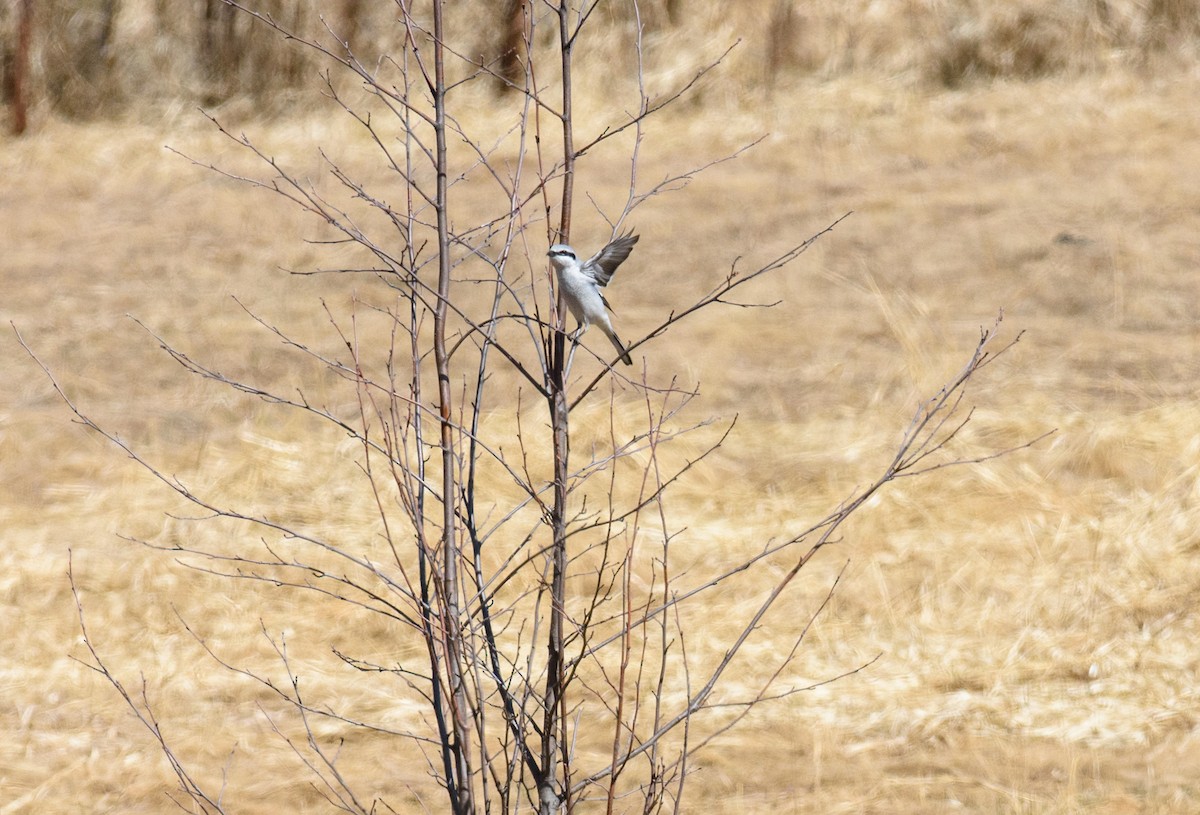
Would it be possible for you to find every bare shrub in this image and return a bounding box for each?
[38,0,122,118]
[18,1,1043,812]
[1140,0,1200,54]
[931,7,1069,86]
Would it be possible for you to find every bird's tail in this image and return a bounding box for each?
[608,330,633,366]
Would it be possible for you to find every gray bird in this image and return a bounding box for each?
[547,231,639,366]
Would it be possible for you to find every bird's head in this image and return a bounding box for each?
[547,244,577,269]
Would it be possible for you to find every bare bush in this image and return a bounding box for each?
[18,1,1044,813]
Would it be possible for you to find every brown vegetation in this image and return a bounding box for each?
[3,1,1200,813]
[2,0,1200,122]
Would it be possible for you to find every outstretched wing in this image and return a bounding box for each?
[582,230,639,287]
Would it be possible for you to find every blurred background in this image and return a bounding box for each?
[4,0,1200,125]
[3,1,1200,813]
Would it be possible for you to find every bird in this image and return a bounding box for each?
[547,230,639,366]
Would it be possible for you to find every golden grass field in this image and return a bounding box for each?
[5,7,1200,813]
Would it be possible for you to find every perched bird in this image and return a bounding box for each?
[547,231,639,366]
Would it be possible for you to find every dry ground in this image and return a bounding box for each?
[4,66,1200,813]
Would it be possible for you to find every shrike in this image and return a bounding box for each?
[547,231,639,366]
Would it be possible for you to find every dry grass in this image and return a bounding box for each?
[5,20,1200,815]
